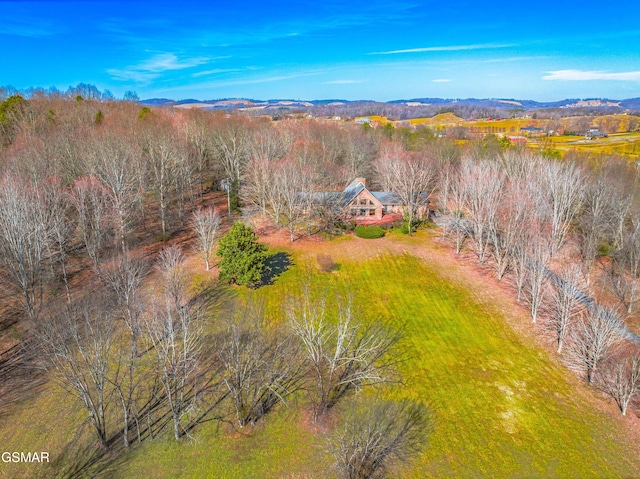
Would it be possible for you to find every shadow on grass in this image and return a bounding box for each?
[260,252,293,287]
[46,370,226,479]
[316,254,340,273]
[0,339,48,421]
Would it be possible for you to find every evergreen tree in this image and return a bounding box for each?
[216,222,268,286]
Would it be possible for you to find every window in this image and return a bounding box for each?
[360,209,366,216]
[369,209,375,216]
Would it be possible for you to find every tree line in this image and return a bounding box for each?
[438,148,640,415]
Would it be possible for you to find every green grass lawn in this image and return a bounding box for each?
[1,250,638,478]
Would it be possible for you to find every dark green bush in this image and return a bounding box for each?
[336,220,356,231]
[354,225,385,239]
[400,218,422,235]
[598,242,614,258]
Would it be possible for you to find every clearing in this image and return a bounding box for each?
[1,230,639,478]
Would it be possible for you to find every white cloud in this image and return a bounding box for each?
[0,23,57,37]
[192,68,241,77]
[369,43,515,55]
[432,79,452,83]
[135,53,208,72]
[323,79,365,84]
[107,53,209,83]
[543,69,640,81]
[105,69,160,83]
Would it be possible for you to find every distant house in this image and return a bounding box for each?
[355,117,372,124]
[585,129,608,140]
[520,126,545,137]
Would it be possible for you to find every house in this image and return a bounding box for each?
[339,178,429,223]
[301,178,430,226]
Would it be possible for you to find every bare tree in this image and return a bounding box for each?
[265,158,317,241]
[327,398,431,479]
[522,228,551,323]
[181,109,216,199]
[71,175,114,278]
[544,265,587,353]
[577,173,617,278]
[442,165,469,254]
[36,297,117,447]
[140,124,186,237]
[191,207,221,270]
[609,217,640,314]
[565,306,624,384]
[287,290,399,421]
[509,233,530,303]
[217,302,305,427]
[599,352,640,415]
[242,123,294,218]
[89,131,141,253]
[460,158,504,264]
[242,156,277,218]
[375,145,436,234]
[102,253,148,446]
[42,178,75,303]
[211,114,254,199]
[0,175,52,321]
[143,246,202,440]
[343,126,378,179]
[250,119,292,164]
[536,160,585,256]
[489,179,530,280]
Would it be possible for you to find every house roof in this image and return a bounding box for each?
[302,179,429,209]
[371,191,402,205]
[341,179,369,206]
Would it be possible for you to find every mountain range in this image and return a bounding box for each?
[138,97,640,122]
[141,97,640,111]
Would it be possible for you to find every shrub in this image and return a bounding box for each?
[155,232,171,243]
[598,242,614,258]
[400,218,422,235]
[335,220,356,231]
[354,225,385,239]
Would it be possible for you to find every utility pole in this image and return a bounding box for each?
[223,179,231,219]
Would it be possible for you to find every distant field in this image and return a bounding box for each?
[530,132,640,159]
[403,112,465,127]
[3,232,639,478]
[354,114,390,124]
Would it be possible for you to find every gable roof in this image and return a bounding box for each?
[302,179,429,209]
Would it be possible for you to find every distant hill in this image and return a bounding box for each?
[139,96,640,120]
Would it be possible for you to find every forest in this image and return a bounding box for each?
[1,88,640,478]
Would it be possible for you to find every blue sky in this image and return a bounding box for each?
[2,0,640,101]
